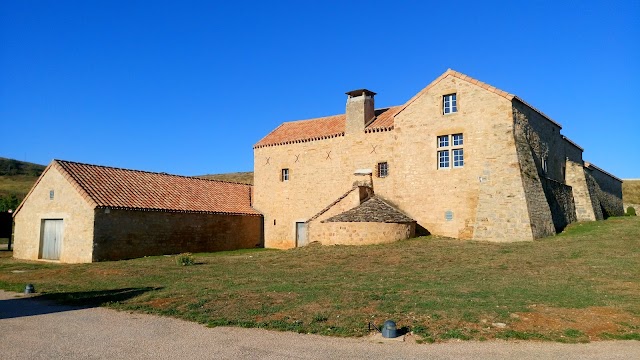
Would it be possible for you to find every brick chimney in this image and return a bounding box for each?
[345,89,376,135]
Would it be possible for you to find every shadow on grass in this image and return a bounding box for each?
[0,287,159,319]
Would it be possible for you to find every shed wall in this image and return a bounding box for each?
[13,166,95,263]
[92,209,263,261]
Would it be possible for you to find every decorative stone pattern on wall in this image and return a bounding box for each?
[13,166,95,263]
[92,209,262,261]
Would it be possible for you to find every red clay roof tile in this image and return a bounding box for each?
[52,160,260,216]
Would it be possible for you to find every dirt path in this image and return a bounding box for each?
[0,290,638,359]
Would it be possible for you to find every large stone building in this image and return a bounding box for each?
[13,160,262,263]
[253,69,623,248]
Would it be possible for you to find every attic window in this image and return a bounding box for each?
[443,93,457,114]
[281,168,290,182]
[377,162,389,178]
[49,190,54,200]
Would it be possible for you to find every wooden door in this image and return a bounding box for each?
[41,219,63,260]
[296,222,308,247]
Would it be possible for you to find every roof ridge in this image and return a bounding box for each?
[54,159,252,187]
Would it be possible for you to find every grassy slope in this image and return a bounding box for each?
[0,157,46,198]
[623,180,640,204]
[1,216,638,342]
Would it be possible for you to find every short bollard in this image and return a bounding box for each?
[382,320,397,338]
[24,284,35,294]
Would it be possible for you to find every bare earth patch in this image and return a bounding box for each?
[512,306,639,340]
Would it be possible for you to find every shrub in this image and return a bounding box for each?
[176,253,195,266]
[626,206,636,216]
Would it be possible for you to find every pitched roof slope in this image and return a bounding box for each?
[255,69,563,148]
[254,106,401,148]
[52,160,260,215]
[323,196,414,223]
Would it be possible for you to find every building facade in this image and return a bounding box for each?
[13,160,263,263]
[253,69,623,248]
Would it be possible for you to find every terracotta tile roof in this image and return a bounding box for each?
[254,106,402,148]
[323,196,415,223]
[256,69,563,148]
[49,160,260,215]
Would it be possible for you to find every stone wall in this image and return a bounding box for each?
[512,103,556,238]
[92,209,263,261]
[309,221,414,246]
[586,165,624,217]
[541,178,577,232]
[565,160,596,221]
[13,165,95,263]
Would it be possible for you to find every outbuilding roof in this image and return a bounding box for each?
[17,160,261,216]
[322,196,414,223]
[254,69,562,148]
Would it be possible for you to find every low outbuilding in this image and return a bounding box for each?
[13,160,262,263]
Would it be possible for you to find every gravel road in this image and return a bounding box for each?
[1,290,638,359]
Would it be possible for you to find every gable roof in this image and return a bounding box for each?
[254,69,562,148]
[322,196,414,223]
[16,160,260,216]
[254,106,401,148]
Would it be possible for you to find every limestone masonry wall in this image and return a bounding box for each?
[93,210,262,261]
[13,166,95,263]
[309,222,414,246]
[587,166,624,217]
[512,103,556,238]
[542,178,577,232]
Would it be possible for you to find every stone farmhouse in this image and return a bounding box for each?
[13,160,262,263]
[253,69,624,248]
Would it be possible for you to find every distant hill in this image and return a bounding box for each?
[0,157,46,212]
[623,179,640,204]
[0,157,46,198]
[197,172,254,185]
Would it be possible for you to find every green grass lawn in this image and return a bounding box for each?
[1,217,639,343]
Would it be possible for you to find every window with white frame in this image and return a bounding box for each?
[281,168,289,181]
[443,93,457,114]
[377,162,389,178]
[437,133,464,169]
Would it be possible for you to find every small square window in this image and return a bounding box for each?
[453,149,464,167]
[438,150,450,169]
[377,162,389,178]
[281,168,289,181]
[437,135,449,148]
[452,133,463,146]
[443,93,457,114]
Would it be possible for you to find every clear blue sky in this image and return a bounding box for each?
[1,1,638,178]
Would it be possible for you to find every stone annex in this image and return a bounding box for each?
[12,160,262,263]
[253,69,624,248]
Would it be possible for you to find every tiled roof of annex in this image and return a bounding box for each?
[254,69,563,148]
[48,160,260,216]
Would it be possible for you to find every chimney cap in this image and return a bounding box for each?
[346,89,376,98]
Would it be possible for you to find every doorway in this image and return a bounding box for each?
[295,222,308,247]
[40,219,63,260]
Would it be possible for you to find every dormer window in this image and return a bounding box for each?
[443,94,457,114]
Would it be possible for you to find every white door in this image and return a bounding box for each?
[296,222,308,247]
[41,219,63,260]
